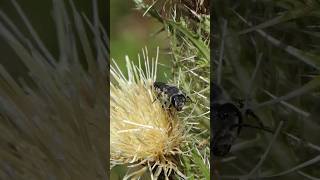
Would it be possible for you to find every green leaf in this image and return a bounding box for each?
[182,155,194,180]
[167,20,210,61]
[192,149,209,180]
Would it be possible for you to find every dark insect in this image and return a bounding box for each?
[153,81,191,111]
[212,102,242,156]
[211,82,272,156]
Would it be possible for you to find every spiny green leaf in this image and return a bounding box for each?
[167,20,209,61]
[192,149,209,180]
[182,155,194,180]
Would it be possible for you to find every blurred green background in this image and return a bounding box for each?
[0,0,107,82]
[110,0,172,82]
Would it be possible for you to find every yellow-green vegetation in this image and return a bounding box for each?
[132,0,210,179]
[110,0,210,179]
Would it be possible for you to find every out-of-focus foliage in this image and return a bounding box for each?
[0,0,105,81]
[0,0,108,179]
[213,0,320,179]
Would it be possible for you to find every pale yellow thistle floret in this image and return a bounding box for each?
[110,48,186,179]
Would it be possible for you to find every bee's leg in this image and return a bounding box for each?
[245,109,265,129]
[231,123,274,134]
[168,104,173,116]
[168,110,174,117]
[152,99,157,103]
[152,94,161,104]
[162,101,169,109]
[160,101,170,113]
[186,95,193,103]
[167,104,177,117]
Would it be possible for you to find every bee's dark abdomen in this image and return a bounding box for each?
[154,81,181,96]
[153,81,168,90]
[165,86,181,96]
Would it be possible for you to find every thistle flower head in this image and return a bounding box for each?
[110,48,187,179]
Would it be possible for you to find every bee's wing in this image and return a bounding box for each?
[164,85,181,96]
[153,81,167,87]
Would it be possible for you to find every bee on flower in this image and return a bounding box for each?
[110,48,188,179]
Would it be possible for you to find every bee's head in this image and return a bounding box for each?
[172,95,186,111]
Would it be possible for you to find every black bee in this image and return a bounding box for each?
[211,82,242,156]
[211,82,272,156]
[153,82,191,111]
[212,102,242,156]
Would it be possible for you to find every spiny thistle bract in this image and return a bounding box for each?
[0,0,108,179]
[110,48,188,179]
